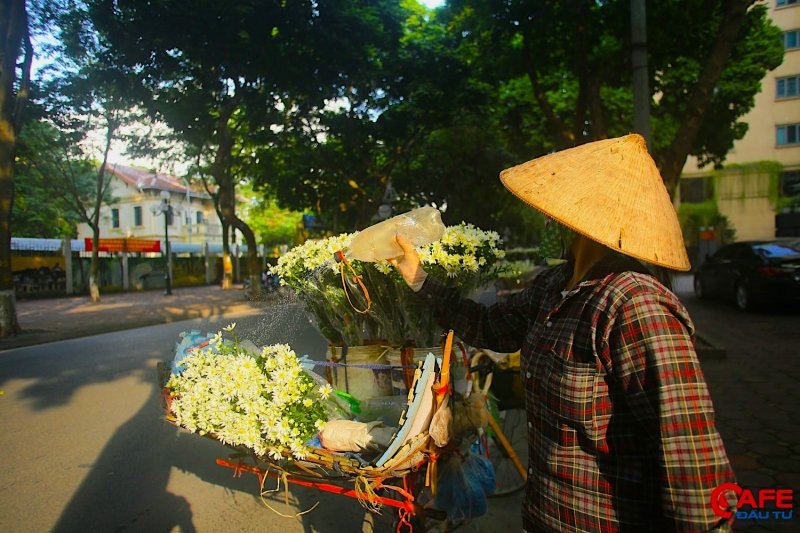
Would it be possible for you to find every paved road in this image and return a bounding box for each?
[0,300,523,533]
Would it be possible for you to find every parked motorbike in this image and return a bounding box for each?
[242,275,281,300]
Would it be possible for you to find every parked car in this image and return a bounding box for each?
[693,238,800,311]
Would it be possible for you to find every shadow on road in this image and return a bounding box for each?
[1,300,403,532]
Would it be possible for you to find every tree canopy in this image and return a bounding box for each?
[13,0,787,256]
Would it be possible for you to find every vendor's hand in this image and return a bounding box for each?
[389,234,428,292]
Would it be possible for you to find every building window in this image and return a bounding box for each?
[133,206,142,226]
[777,124,800,146]
[782,170,800,197]
[196,211,204,225]
[776,75,799,98]
[680,177,715,204]
[111,208,120,228]
[777,0,798,6]
[783,29,799,50]
[167,209,174,226]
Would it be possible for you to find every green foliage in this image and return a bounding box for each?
[13,120,100,237]
[678,201,736,247]
[712,160,783,206]
[33,0,783,255]
[243,198,303,247]
[669,4,783,169]
[444,0,783,185]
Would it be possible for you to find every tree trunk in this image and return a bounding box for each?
[220,222,232,290]
[87,122,116,303]
[209,92,243,291]
[233,216,260,300]
[522,33,574,148]
[90,227,100,302]
[0,0,31,336]
[659,0,755,197]
[0,139,20,335]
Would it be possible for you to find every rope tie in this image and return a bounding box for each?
[312,360,417,370]
[259,465,319,518]
[336,250,371,314]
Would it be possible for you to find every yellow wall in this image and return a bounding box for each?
[11,256,66,272]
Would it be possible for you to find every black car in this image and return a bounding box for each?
[694,238,800,311]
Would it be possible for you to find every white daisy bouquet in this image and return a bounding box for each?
[273,222,506,347]
[377,222,506,346]
[165,324,339,461]
[421,222,506,292]
[270,233,402,345]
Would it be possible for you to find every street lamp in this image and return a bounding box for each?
[151,190,180,295]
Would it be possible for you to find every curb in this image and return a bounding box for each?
[695,332,727,360]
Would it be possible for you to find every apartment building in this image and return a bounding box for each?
[680,0,800,241]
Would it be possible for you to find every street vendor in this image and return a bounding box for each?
[390,134,737,532]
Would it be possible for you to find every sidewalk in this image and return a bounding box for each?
[0,284,266,351]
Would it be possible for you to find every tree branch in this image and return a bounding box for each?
[522,32,573,147]
[660,0,756,196]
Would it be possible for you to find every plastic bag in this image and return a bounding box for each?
[429,393,452,447]
[343,207,445,262]
[433,451,497,520]
[304,369,355,421]
[170,329,215,376]
[319,420,396,452]
[452,393,490,437]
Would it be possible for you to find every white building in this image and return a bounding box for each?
[76,163,223,246]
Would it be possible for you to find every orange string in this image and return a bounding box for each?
[338,252,371,314]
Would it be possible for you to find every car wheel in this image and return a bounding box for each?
[735,282,753,312]
[694,275,706,299]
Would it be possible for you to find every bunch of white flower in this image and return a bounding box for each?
[271,233,354,290]
[268,221,506,347]
[418,223,505,279]
[166,325,330,461]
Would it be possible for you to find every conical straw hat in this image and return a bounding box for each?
[500,134,690,271]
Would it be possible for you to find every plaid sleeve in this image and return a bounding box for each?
[609,292,737,532]
[417,277,530,353]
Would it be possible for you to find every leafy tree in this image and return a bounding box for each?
[260,2,481,231]
[444,0,784,197]
[240,195,303,250]
[83,0,409,295]
[13,122,85,238]
[38,5,143,302]
[0,0,33,336]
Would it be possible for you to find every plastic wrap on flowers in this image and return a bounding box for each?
[169,329,215,377]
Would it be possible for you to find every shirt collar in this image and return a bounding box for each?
[546,253,652,295]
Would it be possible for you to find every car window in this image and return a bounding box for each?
[753,241,800,259]
[734,245,757,261]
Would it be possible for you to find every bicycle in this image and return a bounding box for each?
[467,349,527,497]
[386,347,527,532]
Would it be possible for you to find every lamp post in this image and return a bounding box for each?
[151,190,177,295]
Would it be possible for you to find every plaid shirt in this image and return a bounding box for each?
[419,256,736,532]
